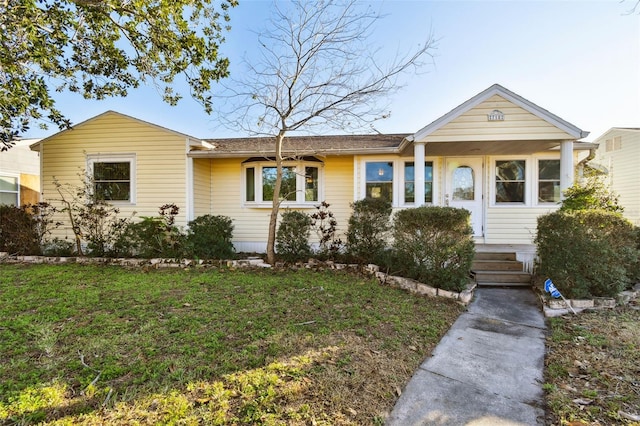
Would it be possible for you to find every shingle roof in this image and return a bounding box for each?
[198,133,410,157]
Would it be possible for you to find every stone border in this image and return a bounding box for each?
[541,285,640,317]
[0,253,475,305]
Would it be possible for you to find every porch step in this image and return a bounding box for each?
[471,252,532,287]
[474,252,517,261]
[472,259,523,271]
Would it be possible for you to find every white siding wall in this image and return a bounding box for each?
[594,129,640,225]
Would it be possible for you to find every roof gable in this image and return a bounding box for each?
[34,111,202,147]
[411,84,589,142]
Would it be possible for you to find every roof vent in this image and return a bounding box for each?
[487,109,504,121]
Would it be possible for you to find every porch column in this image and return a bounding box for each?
[414,142,426,206]
[560,140,574,199]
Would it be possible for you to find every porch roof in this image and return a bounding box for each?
[188,134,597,158]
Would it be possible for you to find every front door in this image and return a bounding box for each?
[445,158,484,237]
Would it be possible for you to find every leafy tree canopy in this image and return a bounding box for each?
[0,0,237,151]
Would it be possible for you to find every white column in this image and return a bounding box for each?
[414,142,426,206]
[560,140,574,199]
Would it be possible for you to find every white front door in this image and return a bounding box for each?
[445,158,484,237]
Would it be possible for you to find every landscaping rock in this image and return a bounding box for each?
[459,290,473,305]
[617,291,634,305]
[415,284,437,297]
[571,299,594,309]
[593,297,616,308]
[437,288,458,300]
[548,299,568,309]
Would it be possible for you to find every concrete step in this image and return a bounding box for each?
[472,259,523,271]
[474,252,517,261]
[473,270,532,284]
[475,281,533,288]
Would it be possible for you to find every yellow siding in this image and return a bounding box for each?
[41,112,189,241]
[193,158,212,217]
[209,156,354,250]
[485,207,558,244]
[424,95,574,142]
[594,129,640,224]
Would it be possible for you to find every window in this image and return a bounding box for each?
[538,160,560,203]
[0,175,19,206]
[452,166,475,201]
[244,160,321,205]
[495,160,525,203]
[365,162,393,202]
[404,161,433,203]
[87,154,135,203]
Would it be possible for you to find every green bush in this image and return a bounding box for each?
[560,177,623,213]
[536,210,638,298]
[0,205,40,255]
[310,201,343,260]
[186,215,235,259]
[392,206,474,292]
[628,226,640,284]
[345,198,392,263]
[117,204,185,258]
[276,210,312,263]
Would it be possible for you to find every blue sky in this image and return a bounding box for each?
[26,0,640,142]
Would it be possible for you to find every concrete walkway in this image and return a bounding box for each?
[387,288,547,426]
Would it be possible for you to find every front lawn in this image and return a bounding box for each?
[0,264,463,425]
[545,307,640,425]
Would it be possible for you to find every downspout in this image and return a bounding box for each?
[576,148,596,181]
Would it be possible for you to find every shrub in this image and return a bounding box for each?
[560,176,623,214]
[309,201,343,259]
[0,205,40,255]
[392,206,474,292]
[276,210,312,263]
[536,210,638,298]
[53,175,133,256]
[186,215,235,259]
[345,198,392,263]
[119,204,185,258]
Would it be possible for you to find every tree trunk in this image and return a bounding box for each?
[266,131,286,264]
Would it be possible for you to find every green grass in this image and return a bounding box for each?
[0,264,464,425]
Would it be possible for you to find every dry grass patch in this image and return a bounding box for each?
[0,264,463,425]
[545,306,640,425]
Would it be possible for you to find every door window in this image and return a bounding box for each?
[452,166,474,201]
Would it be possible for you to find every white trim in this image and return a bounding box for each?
[186,138,195,221]
[535,157,562,206]
[86,153,137,205]
[241,160,324,208]
[357,156,438,208]
[490,156,530,207]
[0,172,20,206]
[412,84,589,142]
[560,140,574,197]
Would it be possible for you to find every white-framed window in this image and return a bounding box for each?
[495,159,526,204]
[365,161,394,203]
[404,161,434,204]
[537,159,561,204]
[87,154,136,203]
[0,173,19,206]
[243,158,322,207]
[360,158,437,207]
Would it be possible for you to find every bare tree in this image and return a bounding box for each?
[219,0,436,264]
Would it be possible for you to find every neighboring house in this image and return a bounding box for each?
[0,139,41,206]
[31,84,594,261]
[592,128,640,225]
